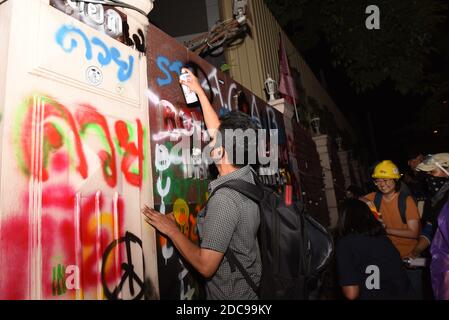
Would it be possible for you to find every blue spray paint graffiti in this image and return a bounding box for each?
[55,25,134,82]
[156,56,183,87]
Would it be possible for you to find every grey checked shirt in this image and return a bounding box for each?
[197,165,261,300]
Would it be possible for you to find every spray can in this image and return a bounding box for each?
[179,72,199,104]
[365,200,382,221]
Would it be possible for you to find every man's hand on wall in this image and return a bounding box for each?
[142,206,179,238]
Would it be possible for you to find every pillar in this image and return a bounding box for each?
[338,150,352,189]
[313,135,339,228]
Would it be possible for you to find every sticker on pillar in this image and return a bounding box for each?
[86,66,103,86]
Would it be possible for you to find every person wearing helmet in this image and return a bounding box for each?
[363,160,422,298]
[364,160,420,257]
[409,154,449,259]
[415,154,449,300]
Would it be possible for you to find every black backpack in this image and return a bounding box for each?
[206,176,334,300]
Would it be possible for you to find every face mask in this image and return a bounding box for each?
[425,175,449,196]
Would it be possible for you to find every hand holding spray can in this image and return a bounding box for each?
[361,198,383,221]
[179,71,199,104]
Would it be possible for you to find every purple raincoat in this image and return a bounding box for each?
[431,200,449,300]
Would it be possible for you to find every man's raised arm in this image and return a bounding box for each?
[179,68,221,132]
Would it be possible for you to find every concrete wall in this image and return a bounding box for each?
[0,0,12,193]
[0,0,157,300]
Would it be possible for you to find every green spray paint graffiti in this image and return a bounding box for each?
[13,95,148,188]
[52,264,66,296]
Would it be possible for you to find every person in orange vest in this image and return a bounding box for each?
[362,160,422,299]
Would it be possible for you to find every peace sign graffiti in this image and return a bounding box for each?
[102,231,146,300]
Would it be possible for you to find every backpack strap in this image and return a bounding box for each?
[374,192,383,212]
[203,180,261,220]
[374,191,407,224]
[207,180,264,206]
[225,250,259,295]
[296,203,308,276]
[398,192,408,225]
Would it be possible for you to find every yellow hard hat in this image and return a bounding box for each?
[372,160,401,179]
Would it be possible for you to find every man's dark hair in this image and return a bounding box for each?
[338,199,386,237]
[405,147,424,161]
[217,111,259,168]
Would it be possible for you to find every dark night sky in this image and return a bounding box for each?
[300,19,448,170]
[304,43,422,160]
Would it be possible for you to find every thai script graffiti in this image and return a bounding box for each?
[55,24,134,82]
[14,95,145,188]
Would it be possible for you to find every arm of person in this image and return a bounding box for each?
[179,68,221,132]
[408,222,433,258]
[169,229,224,278]
[142,206,224,278]
[336,238,361,300]
[342,286,360,300]
[386,219,420,239]
[409,236,431,258]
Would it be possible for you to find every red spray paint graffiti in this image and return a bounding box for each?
[0,186,126,300]
[0,214,30,300]
[76,106,118,188]
[115,120,144,187]
[15,96,145,188]
[18,96,88,181]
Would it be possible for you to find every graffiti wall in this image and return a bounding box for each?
[0,1,305,300]
[0,96,154,299]
[146,24,300,299]
[0,1,156,300]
